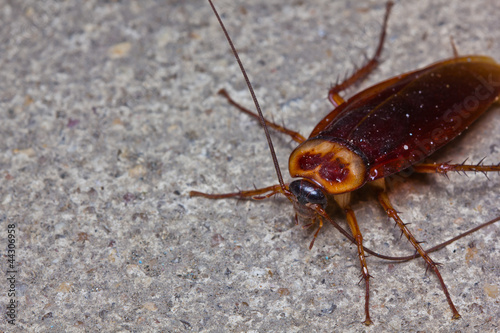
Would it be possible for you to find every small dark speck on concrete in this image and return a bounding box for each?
[180,319,192,329]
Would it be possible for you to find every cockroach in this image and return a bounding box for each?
[190,0,500,325]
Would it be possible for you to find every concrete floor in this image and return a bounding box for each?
[0,0,499,331]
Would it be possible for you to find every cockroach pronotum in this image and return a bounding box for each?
[190,0,500,325]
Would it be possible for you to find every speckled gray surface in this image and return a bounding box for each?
[0,0,499,332]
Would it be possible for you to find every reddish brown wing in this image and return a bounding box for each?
[310,56,500,181]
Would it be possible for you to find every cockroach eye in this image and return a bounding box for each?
[289,179,327,207]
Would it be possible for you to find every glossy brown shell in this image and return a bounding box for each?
[293,56,500,188]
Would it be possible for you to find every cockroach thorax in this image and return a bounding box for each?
[288,138,368,194]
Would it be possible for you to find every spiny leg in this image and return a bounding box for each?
[334,193,373,325]
[217,89,306,143]
[374,179,461,320]
[449,36,459,58]
[379,216,500,262]
[413,160,500,175]
[345,207,373,325]
[190,184,284,200]
[303,215,324,250]
[328,1,393,107]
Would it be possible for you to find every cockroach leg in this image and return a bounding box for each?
[301,221,315,229]
[413,161,500,175]
[375,180,461,320]
[308,216,324,250]
[327,1,393,107]
[333,192,372,325]
[217,89,306,143]
[344,206,372,325]
[380,216,500,262]
[190,184,284,200]
[449,36,459,58]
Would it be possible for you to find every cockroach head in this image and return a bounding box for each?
[288,137,368,196]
